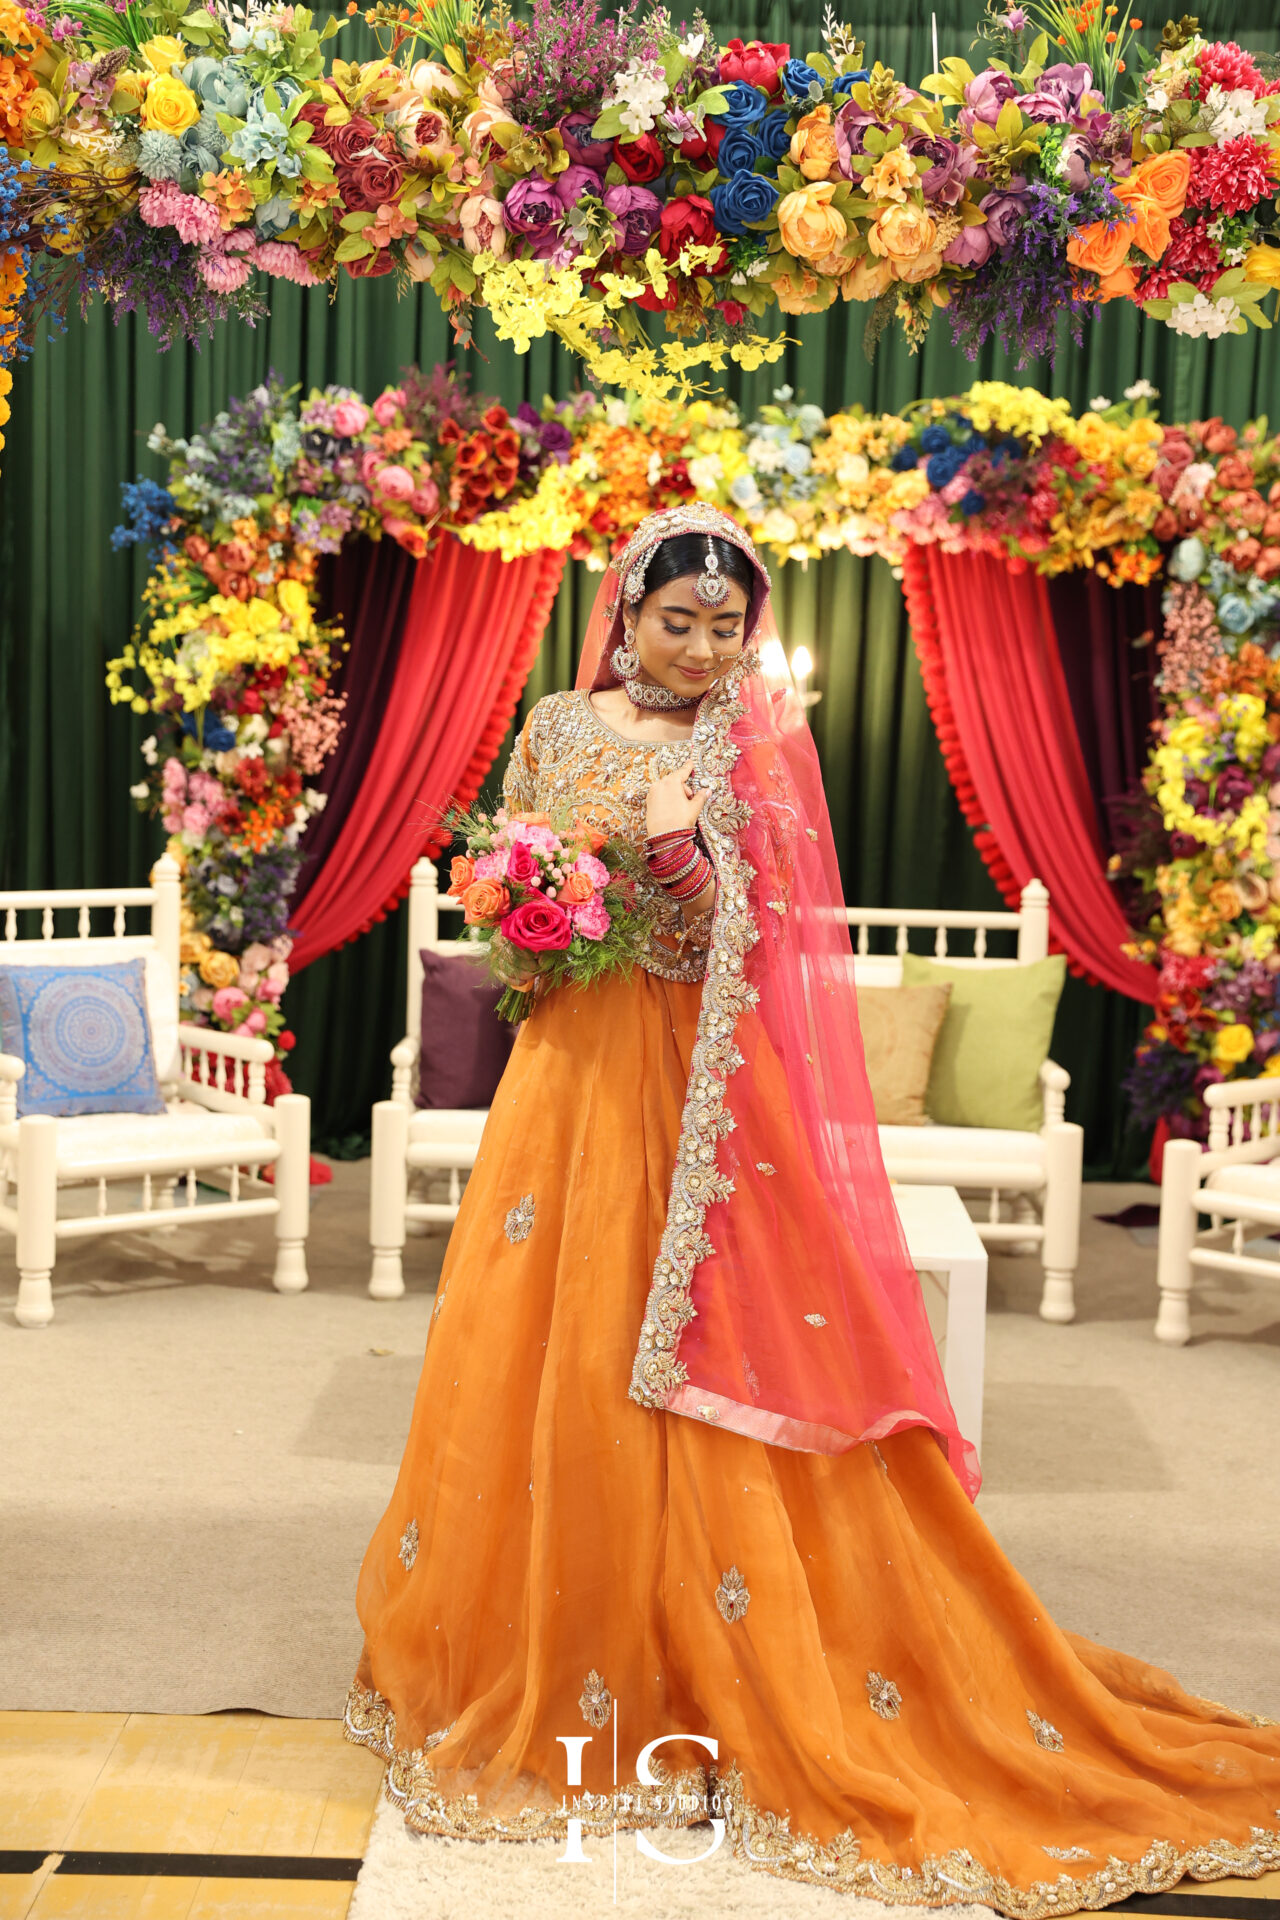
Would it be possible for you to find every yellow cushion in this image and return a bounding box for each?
[901,952,1066,1131]
[857,983,953,1127]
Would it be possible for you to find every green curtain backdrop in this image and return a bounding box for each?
[2,0,1278,1170]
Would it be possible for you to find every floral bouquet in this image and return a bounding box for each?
[445,804,653,1021]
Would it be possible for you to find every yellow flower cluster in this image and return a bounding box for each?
[962,383,1075,447]
[107,581,312,714]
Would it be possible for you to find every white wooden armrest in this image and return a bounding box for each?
[391,1034,419,1107]
[1039,1058,1070,1127]
[177,1023,274,1112]
[0,1051,24,1128]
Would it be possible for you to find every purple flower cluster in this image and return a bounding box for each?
[948,172,1122,366]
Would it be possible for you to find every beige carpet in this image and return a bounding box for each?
[1,1170,1277,1720]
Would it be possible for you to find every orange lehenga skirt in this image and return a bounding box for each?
[346,971,1280,1911]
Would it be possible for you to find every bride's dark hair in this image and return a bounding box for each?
[641,533,756,604]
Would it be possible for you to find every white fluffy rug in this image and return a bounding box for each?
[350,1794,999,1919]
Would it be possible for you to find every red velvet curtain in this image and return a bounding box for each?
[902,546,1156,1004]
[288,535,566,971]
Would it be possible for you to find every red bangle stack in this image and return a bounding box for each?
[645,829,713,904]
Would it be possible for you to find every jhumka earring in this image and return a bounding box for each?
[612,629,640,680]
[692,538,730,609]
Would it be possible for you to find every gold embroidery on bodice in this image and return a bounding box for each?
[502,690,710,984]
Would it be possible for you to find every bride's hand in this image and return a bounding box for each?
[646,759,709,837]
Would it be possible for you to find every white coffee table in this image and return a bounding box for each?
[893,1183,989,1457]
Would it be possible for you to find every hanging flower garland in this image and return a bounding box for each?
[3,0,1279,419]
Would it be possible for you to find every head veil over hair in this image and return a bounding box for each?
[577,505,980,1500]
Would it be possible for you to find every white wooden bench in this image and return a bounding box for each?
[1156,1078,1280,1343]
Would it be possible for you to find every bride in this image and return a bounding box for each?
[345,504,1280,1908]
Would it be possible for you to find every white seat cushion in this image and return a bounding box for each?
[879,1123,1044,1165]
[24,1100,271,1176]
[407,1108,487,1169]
[1204,1162,1280,1202]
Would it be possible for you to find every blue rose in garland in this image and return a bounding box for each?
[717,123,763,175]
[832,69,869,95]
[711,171,781,237]
[717,80,769,127]
[780,57,824,101]
[757,110,793,164]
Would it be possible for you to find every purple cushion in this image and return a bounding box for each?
[415,948,515,1110]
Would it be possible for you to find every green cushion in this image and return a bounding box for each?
[899,951,1067,1132]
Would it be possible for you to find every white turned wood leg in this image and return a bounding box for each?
[15,1115,57,1328]
[271,1094,310,1294]
[370,1100,408,1300]
[1038,1122,1083,1324]
[1010,1192,1040,1256]
[1155,1138,1200,1345]
[405,1170,429,1237]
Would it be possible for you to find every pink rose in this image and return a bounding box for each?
[409,479,440,516]
[332,399,369,436]
[459,193,507,258]
[359,449,384,488]
[571,896,610,940]
[162,758,186,794]
[264,961,290,996]
[244,1009,268,1033]
[182,803,210,837]
[372,388,405,426]
[375,463,415,500]
[212,985,248,1020]
[500,898,573,952]
[506,841,541,886]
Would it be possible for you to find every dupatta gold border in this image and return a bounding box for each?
[627,649,761,1415]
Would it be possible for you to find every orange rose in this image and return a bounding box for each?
[1128,149,1191,219]
[863,148,916,204]
[789,104,841,181]
[461,878,511,924]
[1112,175,1171,260]
[447,854,476,896]
[560,870,595,904]
[572,817,607,851]
[842,255,894,300]
[1066,216,1133,278]
[1097,260,1140,302]
[867,202,937,266]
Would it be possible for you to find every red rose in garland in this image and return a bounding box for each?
[325,115,378,167]
[657,194,727,274]
[634,279,680,311]
[339,152,405,212]
[613,133,665,184]
[718,38,790,96]
[345,249,396,277]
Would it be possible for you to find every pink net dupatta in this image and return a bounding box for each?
[577,530,980,1502]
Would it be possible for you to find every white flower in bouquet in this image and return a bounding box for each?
[604,57,669,138]
[1200,85,1270,144]
[1168,292,1242,338]
[686,452,724,493]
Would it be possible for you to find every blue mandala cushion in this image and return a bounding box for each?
[0,958,167,1117]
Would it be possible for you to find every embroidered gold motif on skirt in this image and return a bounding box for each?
[804,1312,827,1326]
[1028,1709,1065,1751]
[1044,1846,1093,1860]
[755,1161,776,1176]
[397,1519,419,1571]
[715,1565,751,1623]
[866,1671,902,1719]
[696,1404,720,1420]
[504,1194,535,1243]
[579,1669,613,1729]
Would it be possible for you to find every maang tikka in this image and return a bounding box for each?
[692,537,730,608]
